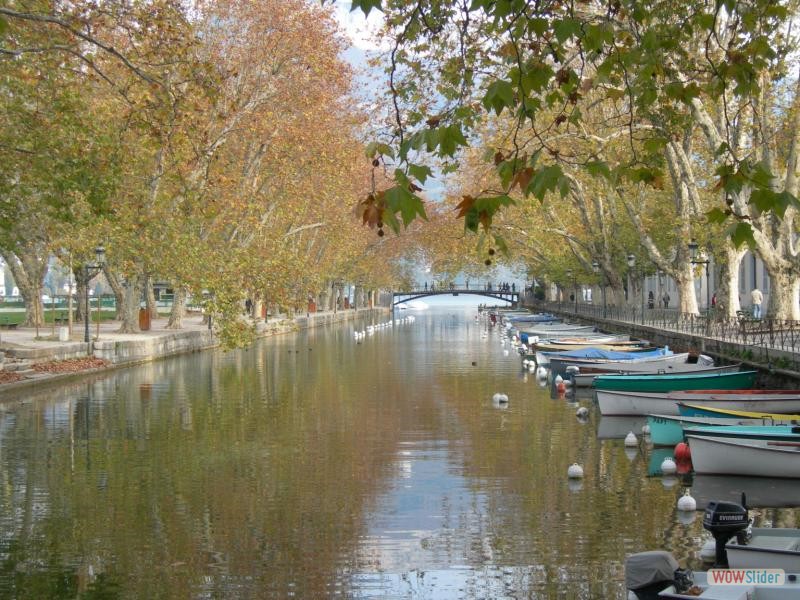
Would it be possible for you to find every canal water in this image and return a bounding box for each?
[1,307,798,599]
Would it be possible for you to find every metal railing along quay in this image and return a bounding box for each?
[527,300,800,373]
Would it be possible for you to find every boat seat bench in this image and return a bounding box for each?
[746,535,800,551]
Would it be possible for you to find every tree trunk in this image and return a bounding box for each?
[74,267,88,323]
[676,271,699,315]
[166,286,187,329]
[2,250,47,327]
[767,267,800,320]
[145,276,158,320]
[717,245,746,318]
[105,269,142,333]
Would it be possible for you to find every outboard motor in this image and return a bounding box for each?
[702,495,750,568]
[625,551,693,600]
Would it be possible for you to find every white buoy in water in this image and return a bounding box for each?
[661,457,677,475]
[567,463,584,479]
[642,424,651,435]
[677,490,697,512]
[576,406,589,418]
[624,431,638,447]
[503,349,509,356]
[677,510,696,526]
[661,475,678,489]
[492,393,508,404]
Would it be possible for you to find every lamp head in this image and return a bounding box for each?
[592,260,600,273]
[95,245,106,265]
[626,254,636,268]
[688,239,699,261]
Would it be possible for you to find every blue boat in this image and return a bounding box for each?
[646,414,777,447]
[683,424,800,443]
[506,314,560,323]
[541,346,670,362]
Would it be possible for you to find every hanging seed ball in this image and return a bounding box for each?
[372,158,380,167]
[485,259,492,266]
[378,228,385,237]
[488,248,496,256]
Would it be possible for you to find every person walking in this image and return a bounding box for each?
[751,287,763,319]
[661,291,670,308]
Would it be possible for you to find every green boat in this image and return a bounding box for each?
[591,370,757,393]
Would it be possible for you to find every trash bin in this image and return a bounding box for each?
[58,326,69,342]
[308,301,316,313]
[138,308,151,331]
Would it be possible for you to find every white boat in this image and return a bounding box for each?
[625,550,800,599]
[548,350,687,375]
[655,569,800,599]
[727,527,800,571]
[572,361,730,388]
[692,474,800,509]
[597,389,800,416]
[687,434,800,478]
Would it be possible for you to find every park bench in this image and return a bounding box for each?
[0,317,18,330]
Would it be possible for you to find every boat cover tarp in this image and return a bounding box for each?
[625,551,679,590]
[541,347,670,360]
[507,315,559,323]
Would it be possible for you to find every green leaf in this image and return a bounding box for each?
[350,0,382,16]
[493,234,509,256]
[706,207,729,224]
[408,164,433,184]
[364,141,394,159]
[482,79,515,115]
[586,160,611,179]
[554,18,580,43]
[529,165,563,200]
[726,221,754,249]
[437,124,467,157]
[521,62,553,93]
[0,16,7,37]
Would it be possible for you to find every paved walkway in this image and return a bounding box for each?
[0,315,212,350]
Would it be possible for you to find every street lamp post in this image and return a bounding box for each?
[592,260,607,319]
[627,254,645,323]
[688,239,711,316]
[566,269,577,313]
[84,245,106,344]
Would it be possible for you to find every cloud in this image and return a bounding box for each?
[333,1,387,51]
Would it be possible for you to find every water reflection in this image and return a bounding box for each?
[0,308,797,598]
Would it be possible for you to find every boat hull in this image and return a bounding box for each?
[727,528,800,571]
[646,414,770,447]
[592,370,756,393]
[598,387,800,416]
[687,434,800,478]
[572,362,734,389]
[678,399,800,420]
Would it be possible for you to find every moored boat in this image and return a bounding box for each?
[592,370,756,393]
[645,413,775,447]
[542,346,670,370]
[677,398,800,420]
[547,350,687,375]
[692,474,800,509]
[572,362,734,388]
[687,434,800,478]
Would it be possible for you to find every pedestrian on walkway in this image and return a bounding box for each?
[662,291,670,308]
[751,287,763,319]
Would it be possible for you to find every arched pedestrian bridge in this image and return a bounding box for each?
[392,288,519,307]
